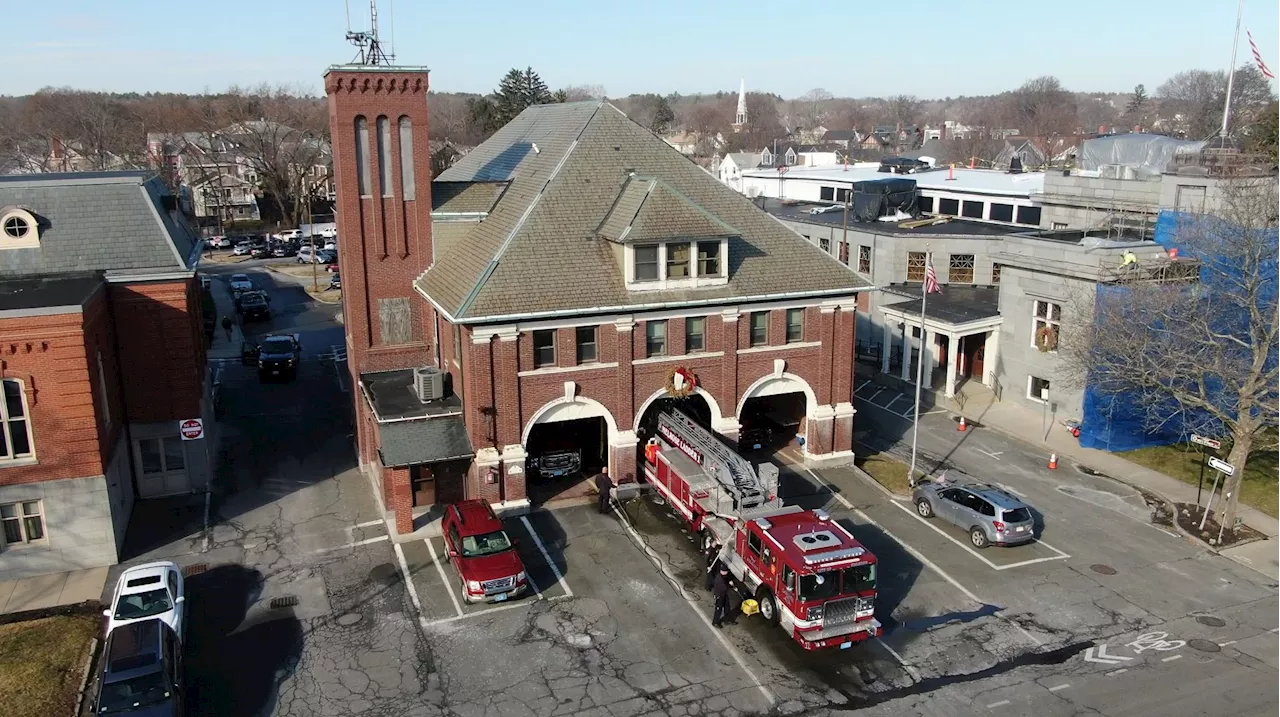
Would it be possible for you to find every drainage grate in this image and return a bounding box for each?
[1090,564,1118,575]
[183,564,209,577]
[1195,615,1227,627]
[269,595,299,609]
[1188,638,1221,653]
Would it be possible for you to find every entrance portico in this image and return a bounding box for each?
[879,286,1002,398]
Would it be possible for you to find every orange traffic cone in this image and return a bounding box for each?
[1048,453,1058,470]
[958,416,967,432]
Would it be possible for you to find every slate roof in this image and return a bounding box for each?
[418,101,872,322]
[0,171,200,278]
[379,417,474,467]
[432,181,507,215]
[596,177,738,244]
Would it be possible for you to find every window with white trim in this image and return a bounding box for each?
[1,500,45,547]
[749,311,769,347]
[785,308,805,343]
[697,241,720,276]
[949,254,975,283]
[137,436,185,475]
[858,245,871,273]
[685,317,706,353]
[1032,300,1061,352]
[634,245,659,282]
[1028,376,1051,403]
[533,329,557,368]
[1,379,34,462]
[575,326,597,364]
[666,243,691,279]
[0,207,40,249]
[646,320,668,358]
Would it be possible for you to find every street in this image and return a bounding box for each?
[97,266,1277,717]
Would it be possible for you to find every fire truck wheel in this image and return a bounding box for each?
[915,498,934,518]
[969,527,990,549]
[755,587,779,625]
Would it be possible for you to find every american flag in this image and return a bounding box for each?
[924,258,942,294]
[1249,30,1275,79]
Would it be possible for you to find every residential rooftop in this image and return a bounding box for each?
[742,164,1046,197]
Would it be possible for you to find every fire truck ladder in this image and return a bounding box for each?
[657,409,780,512]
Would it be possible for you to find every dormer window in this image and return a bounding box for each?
[666,243,690,279]
[626,240,729,290]
[0,207,39,249]
[697,241,720,275]
[634,245,660,282]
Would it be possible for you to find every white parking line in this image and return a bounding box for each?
[1048,683,1070,692]
[867,388,885,403]
[521,516,573,598]
[802,466,1043,648]
[1162,654,1182,662]
[888,499,1071,571]
[875,637,922,681]
[425,538,465,618]
[312,535,389,554]
[423,593,572,626]
[855,379,872,394]
[1106,668,1128,676]
[1218,640,1237,646]
[986,700,1011,708]
[393,542,429,630]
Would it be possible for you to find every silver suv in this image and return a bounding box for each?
[912,480,1035,548]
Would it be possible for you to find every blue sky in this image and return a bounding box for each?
[4,0,1277,98]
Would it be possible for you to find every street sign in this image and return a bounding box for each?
[1190,434,1222,450]
[179,418,205,441]
[1207,456,1235,476]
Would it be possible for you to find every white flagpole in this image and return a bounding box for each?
[907,251,930,487]
[1219,0,1245,141]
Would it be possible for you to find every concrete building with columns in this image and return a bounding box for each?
[325,64,871,536]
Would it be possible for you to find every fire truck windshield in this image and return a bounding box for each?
[841,564,876,593]
[799,572,840,600]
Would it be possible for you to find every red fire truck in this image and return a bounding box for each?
[643,409,882,650]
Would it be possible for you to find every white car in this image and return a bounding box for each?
[322,240,337,251]
[104,562,186,641]
[209,235,233,248]
[229,273,254,292]
[298,246,334,264]
[232,242,253,256]
[278,229,303,241]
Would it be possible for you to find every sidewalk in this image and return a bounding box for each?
[207,275,246,361]
[0,567,108,615]
[940,387,1278,580]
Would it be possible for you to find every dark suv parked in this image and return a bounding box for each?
[93,618,184,715]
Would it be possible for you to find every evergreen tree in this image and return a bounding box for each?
[1125,84,1148,121]
[650,95,675,134]
[495,67,553,127]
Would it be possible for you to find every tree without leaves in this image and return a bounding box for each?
[1157,66,1276,139]
[884,94,922,126]
[559,85,608,102]
[798,88,833,128]
[1005,76,1077,139]
[1059,178,1278,531]
[1246,101,1278,163]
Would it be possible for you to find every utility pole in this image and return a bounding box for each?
[307,193,318,292]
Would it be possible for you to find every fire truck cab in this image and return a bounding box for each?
[643,408,881,649]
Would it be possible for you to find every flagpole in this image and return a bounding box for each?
[1219,0,1245,142]
[907,250,930,488]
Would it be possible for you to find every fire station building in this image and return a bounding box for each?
[326,65,871,535]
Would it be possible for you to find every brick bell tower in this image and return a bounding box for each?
[325,63,435,472]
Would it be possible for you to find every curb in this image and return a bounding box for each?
[74,636,99,717]
[847,461,908,501]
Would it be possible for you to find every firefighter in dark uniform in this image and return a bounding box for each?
[712,565,732,628]
[593,471,613,514]
[704,540,722,591]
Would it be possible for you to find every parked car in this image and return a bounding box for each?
[296,245,321,264]
[326,258,339,272]
[912,479,1036,548]
[442,500,529,604]
[271,243,294,258]
[250,244,271,259]
[318,226,338,238]
[103,562,186,641]
[329,272,341,291]
[317,248,337,264]
[231,242,253,256]
[228,274,253,294]
[92,618,185,716]
[237,290,271,321]
[277,229,303,241]
[207,235,232,249]
[322,239,337,251]
[255,333,302,380]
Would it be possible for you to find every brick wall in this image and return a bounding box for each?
[109,279,205,422]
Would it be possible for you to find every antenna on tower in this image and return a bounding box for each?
[345,0,396,66]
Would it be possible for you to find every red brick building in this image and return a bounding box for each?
[326,66,871,536]
[0,173,211,579]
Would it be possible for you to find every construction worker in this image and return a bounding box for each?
[712,565,732,628]
[593,471,613,514]
[1120,250,1138,269]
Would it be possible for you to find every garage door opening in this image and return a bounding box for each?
[740,393,806,454]
[637,394,712,445]
[525,417,607,504]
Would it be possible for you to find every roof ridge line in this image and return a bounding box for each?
[645,177,741,235]
[455,103,603,318]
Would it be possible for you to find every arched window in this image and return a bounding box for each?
[377,116,393,197]
[398,117,416,200]
[355,116,371,196]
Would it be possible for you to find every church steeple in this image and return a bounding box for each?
[733,78,747,131]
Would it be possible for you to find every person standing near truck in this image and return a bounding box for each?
[593,471,613,514]
[712,565,732,627]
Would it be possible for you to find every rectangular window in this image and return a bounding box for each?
[961,200,984,219]
[992,263,1001,283]
[137,436,184,474]
[377,116,393,196]
[398,117,416,200]
[819,237,831,252]
[819,186,835,202]
[575,326,598,364]
[747,530,762,556]
[858,245,871,273]
[533,329,557,368]
[938,197,960,215]
[634,245,659,282]
[949,254,975,283]
[697,241,720,276]
[1051,222,1068,230]
[1032,300,1061,352]
[355,117,371,196]
[1175,184,1206,213]
[1,501,45,546]
[646,320,668,358]
[749,311,769,347]
[1016,205,1042,225]
[835,187,850,203]
[917,195,934,213]
[989,203,1014,222]
[1028,376,1051,403]
[786,308,805,343]
[666,243,691,279]
[685,317,706,353]
[1,379,33,461]
[907,252,926,282]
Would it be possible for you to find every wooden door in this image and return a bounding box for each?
[411,465,436,507]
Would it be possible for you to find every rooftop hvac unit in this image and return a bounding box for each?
[413,366,445,402]
[1100,164,1123,179]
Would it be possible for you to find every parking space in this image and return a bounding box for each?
[854,379,947,421]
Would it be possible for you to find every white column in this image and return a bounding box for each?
[880,320,892,374]
[945,333,960,398]
[899,324,913,380]
[983,329,1000,388]
[923,328,936,386]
